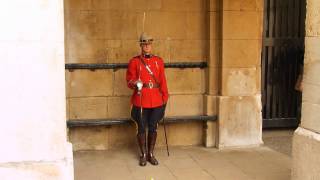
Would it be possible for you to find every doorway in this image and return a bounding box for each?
[261,0,306,128]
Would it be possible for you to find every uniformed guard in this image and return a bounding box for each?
[126,32,169,166]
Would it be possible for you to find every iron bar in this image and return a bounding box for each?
[65,62,207,70]
[67,115,217,128]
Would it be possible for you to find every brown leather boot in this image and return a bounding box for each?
[147,132,159,165]
[137,133,147,166]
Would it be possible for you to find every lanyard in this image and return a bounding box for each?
[139,56,160,84]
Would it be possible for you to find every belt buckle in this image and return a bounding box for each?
[148,82,153,89]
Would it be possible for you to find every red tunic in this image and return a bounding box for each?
[126,55,169,108]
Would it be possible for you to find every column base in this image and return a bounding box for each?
[292,127,320,180]
[0,142,73,180]
[218,95,263,148]
[204,121,218,147]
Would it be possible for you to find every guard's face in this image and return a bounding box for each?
[141,43,152,54]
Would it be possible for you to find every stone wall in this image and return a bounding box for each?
[64,0,208,64]
[64,0,215,150]
[65,0,265,150]
[69,122,204,150]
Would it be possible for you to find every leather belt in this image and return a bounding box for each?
[143,82,159,89]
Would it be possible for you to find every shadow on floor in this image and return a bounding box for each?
[262,128,295,156]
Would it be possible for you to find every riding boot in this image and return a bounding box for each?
[137,133,147,166]
[147,131,159,165]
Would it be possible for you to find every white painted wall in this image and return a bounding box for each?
[0,1,73,179]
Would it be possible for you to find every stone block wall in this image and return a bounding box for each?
[65,0,265,150]
[64,0,214,150]
[69,122,203,151]
[64,0,208,64]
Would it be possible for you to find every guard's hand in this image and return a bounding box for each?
[135,80,143,91]
[162,103,167,110]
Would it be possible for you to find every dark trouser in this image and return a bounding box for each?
[131,105,165,135]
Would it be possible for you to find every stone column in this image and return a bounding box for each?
[0,1,73,179]
[292,0,320,179]
[204,0,220,147]
[217,0,264,148]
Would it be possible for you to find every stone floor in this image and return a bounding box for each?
[262,129,294,156]
[74,129,294,180]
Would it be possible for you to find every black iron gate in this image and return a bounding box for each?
[262,0,306,128]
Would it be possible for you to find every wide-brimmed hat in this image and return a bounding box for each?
[139,32,153,44]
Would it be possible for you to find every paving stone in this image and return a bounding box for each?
[172,167,215,180]
[74,146,292,180]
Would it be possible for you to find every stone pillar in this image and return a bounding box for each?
[204,0,220,147]
[292,0,320,179]
[217,0,264,148]
[0,1,73,179]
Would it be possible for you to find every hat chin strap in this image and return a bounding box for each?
[141,51,152,58]
[141,50,151,55]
